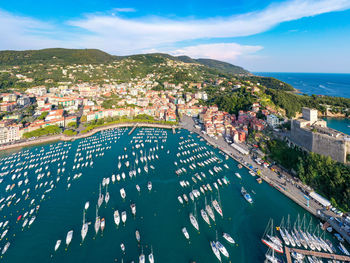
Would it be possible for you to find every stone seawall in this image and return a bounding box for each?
[0,122,178,151]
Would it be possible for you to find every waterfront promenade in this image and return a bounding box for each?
[180,116,350,245]
[0,122,178,151]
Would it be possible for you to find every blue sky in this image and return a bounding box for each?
[1,0,350,73]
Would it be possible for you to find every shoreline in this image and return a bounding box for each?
[0,122,178,151]
[179,116,350,245]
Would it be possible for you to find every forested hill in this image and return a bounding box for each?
[0,48,115,65]
[0,48,250,75]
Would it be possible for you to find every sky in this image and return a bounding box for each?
[0,0,350,73]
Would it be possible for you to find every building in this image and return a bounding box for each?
[0,121,21,144]
[291,107,350,163]
[17,96,31,106]
[266,114,280,128]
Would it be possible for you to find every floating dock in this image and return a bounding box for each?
[128,124,138,135]
[285,246,350,262]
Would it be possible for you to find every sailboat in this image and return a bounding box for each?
[205,197,215,222]
[262,219,284,254]
[200,209,211,226]
[223,233,235,244]
[81,209,88,242]
[148,246,154,263]
[54,240,61,251]
[210,241,221,262]
[97,184,103,208]
[94,206,100,235]
[265,247,279,263]
[189,203,199,231]
[212,193,223,217]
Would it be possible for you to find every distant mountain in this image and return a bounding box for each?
[0,48,250,76]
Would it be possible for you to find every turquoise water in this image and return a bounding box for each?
[0,128,341,262]
[255,72,350,98]
[324,117,350,135]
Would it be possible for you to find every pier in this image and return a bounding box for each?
[128,123,138,135]
[285,246,350,262]
[172,126,176,134]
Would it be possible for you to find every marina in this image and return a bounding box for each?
[0,126,349,262]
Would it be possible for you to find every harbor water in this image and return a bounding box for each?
[0,127,344,262]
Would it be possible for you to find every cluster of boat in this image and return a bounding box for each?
[263,215,350,263]
[175,135,241,262]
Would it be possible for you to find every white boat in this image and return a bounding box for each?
[54,240,61,251]
[235,172,242,179]
[147,182,152,191]
[121,211,127,224]
[94,206,100,235]
[120,188,126,199]
[130,203,136,216]
[148,247,154,263]
[216,241,229,258]
[223,233,235,244]
[105,186,110,204]
[136,184,141,192]
[100,218,105,232]
[1,242,10,255]
[66,230,73,247]
[97,184,103,208]
[201,209,210,226]
[210,241,221,262]
[139,251,145,263]
[81,210,88,242]
[212,200,223,217]
[84,201,89,210]
[189,213,199,231]
[114,210,120,227]
[182,227,190,239]
[178,196,183,204]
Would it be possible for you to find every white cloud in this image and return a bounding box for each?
[1,0,350,57]
[65,0,350,54]
[169,43,264,63]
[112,8,136,13]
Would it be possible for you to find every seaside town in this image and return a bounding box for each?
[0,53,350,263]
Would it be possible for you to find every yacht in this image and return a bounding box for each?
[148,247,154,263]
[223,233,235,244]
[241,187,253,204]
[131,203,136,216]
[189,213,199,231]
[114,210,120,227]
[147,182,152,191]
[182,227,190,239]
[200,209,210,226]
[66,230,73,247]
[54,240,61,251]
[210,241,221,262]
[122,211,127,224]
[100,218,105,232]
[94,206,100,235]
[120,188,126,199]
[216,241,229,258]
[81,210,88,242]
[135,230,141,242]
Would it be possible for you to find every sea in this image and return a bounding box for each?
[0,127,344,263]
[255,72,350,135]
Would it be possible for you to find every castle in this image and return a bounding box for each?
[291,107,350,163]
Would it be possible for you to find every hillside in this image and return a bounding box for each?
[0,48,250,76]
[0,48,114,65]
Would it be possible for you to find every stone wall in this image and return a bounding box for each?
[291,120,349,163]
[291,120,313,151]
[311,132,346,163]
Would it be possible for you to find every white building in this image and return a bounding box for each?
[266,114,280,128]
